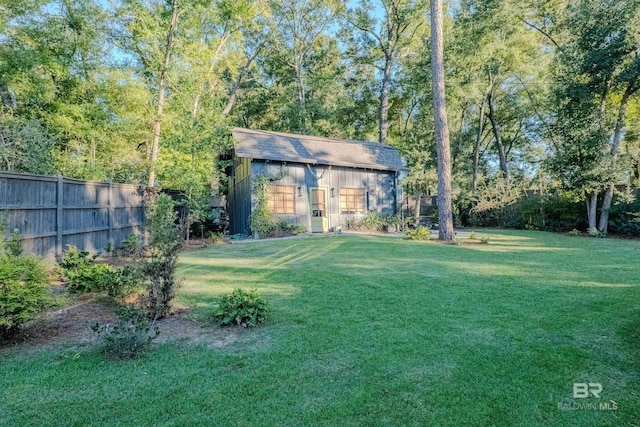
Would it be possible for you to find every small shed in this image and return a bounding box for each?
[228,128,406,235]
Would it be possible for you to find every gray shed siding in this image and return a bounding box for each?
[233,159,398,233]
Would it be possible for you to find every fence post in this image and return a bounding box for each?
[108,180,114,248]
[56,175,63,261]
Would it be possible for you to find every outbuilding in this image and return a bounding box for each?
[228,128,406,234]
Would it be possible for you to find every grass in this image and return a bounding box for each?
[1,230,639,426]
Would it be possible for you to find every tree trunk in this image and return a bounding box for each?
[430,0,454,241]
[223,46,261,117]
[379,53,393,144]
[472,86,491,192]
[587,191,598,231]
[598,81,637,233]
[487,91,509,180]
[148,0,180,188]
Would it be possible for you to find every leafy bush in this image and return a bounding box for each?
[479,236,490,244]
[359,210,385,231]
[92,306,159,360]
[60,245,95,272]
[66,263,115,294]
[292,224,306,235]
[0,254,51,340]
[568,228,582,236]
[609,195,640,237]
[206,231,225,243]
[212,288,268,328]
[250,176,274,238]
[7,229,23,256]
[142,194,181,320]
[407,226,431,240]
[119,233,143,257]
[104,265,144,300]
[588,227,605,238]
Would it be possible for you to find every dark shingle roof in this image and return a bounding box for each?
[232,128,406,172]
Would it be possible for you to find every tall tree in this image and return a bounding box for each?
[430,0,454,240]
[345,0,427,144]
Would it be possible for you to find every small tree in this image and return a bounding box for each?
[250,176,274,238]
[142,194,181,320]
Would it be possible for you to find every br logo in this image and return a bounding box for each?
[573,383,602,398]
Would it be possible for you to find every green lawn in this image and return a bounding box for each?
[1,231,639,426]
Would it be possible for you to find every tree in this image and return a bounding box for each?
[345,0,427,144]
[430,0,454,241]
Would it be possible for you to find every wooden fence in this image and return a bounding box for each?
[0,172,145,260]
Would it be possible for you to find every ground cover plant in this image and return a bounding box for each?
[1,231,639,426]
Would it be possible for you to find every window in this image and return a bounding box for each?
[340,188,365,214]
[268,185,295,214]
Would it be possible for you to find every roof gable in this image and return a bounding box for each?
[232,128,406,172]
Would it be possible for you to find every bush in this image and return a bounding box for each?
[92,306,159,360]
[7,229,23,256]
[60,245,95,272]
[292,224,306,235]
[66,263,115,294]
[407,226,431,240]
[250,176,274,238]
[119,233,143,257]
[104,265,144,300]
[142,194,181,320]
[359,210,385,231]
[206,231,226,243]
[609,195,640,237]
[212,288,268,328]
[0,254,51,340]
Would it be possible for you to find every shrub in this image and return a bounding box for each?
[479,236,490,244]
[120,233,143,257]
[250,176,274,238]
[7,229,23,256]
[568,228,582,236]
[92,306,159,360]
[359,210,385,231]
[212,288,268,328]
[0,254,51,340]
[609,195,640,237]
[104,265,144,300]
[142,194,181,320]
[66,263,115,294]
[60,245,95,272]
[206,231,225,244]
[588,227,605,238]
[292,224,306,235]
[407,226,431,240]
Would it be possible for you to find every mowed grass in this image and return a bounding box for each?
[1,231,639,426]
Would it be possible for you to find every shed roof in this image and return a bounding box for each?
[232,128,406,172]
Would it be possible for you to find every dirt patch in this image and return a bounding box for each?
[0,294,242,356]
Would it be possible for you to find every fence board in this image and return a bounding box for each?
[0,172,145,260]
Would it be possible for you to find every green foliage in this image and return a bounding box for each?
[206,231,226,244]
[479,236,490,244]
[60,245,113,294]
[407,226,431,241]
[142,194,181,320]
[568,229,582,236]
[104,265,144,301]
[119,233,143,258]
[588,228,605,238]
[358,211,385,231]
[609,196,640,237]
[291,224,306,235]
[0,254,51,340]
[7,229,23,257]
[250,176,274,238]
[91,306,159,360]
[66,263,115,294]
[212,288,268,328]
[60,245,95,272]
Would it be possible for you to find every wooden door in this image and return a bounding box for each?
[310,188,328,233]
